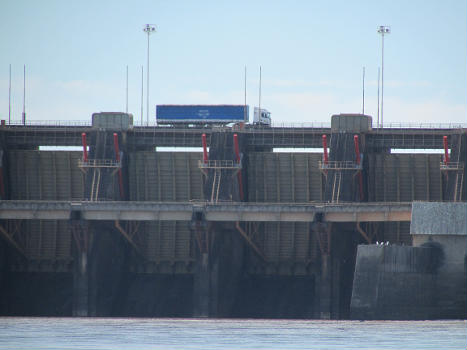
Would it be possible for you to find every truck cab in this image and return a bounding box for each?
[253,107,272,126]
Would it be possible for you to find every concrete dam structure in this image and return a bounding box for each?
[0,114,465,319]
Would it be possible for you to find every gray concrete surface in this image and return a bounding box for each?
[0,200,412,222]
[411,202,467,236]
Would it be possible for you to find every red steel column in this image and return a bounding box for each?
[81,133,88,162]
[233,133,240,163]
[354,135,361,165]
[113,133,121,162]
[322,135,329,165]
[443,136,450,165]
[202,133,208,164]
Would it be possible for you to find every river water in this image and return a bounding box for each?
[0,318,465,349]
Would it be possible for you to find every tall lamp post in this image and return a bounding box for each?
[143,24,156,126]
[377,25,390,128]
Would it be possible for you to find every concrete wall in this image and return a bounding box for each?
[8,150,83,200]
[350,245,438,320]
[6,151,83,268]
[413,234,467,319]
[2,149,464,319]
[127,152,202,273]
[128,152,204,201]
[131,221,194,273]
[410,202,467,318]
[411,202,467,236]
[9,220,72,270]
[247,153,323,202]
[2,151,452,204]
[367,153,443,202]
[350,241,467,320]
[245,222,319,275]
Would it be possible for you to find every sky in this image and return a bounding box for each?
[0,0,466,126]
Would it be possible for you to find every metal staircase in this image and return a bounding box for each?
[211,169,222,203]
[89,168,101,201]
[78,132,121,201]
[440,134,465,202]
[331,171,342,203]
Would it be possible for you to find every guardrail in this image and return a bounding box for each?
[78,159,121,168]
[198,160,241,169]
[270,122,331,128]
[319,160,362,170]
[7,120,92,127]
[7,120,158,127]
[374,122,467,129]
[4,120,466,130]
[440,162,465,171]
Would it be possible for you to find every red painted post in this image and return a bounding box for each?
[81,133,88,162]
[443,136,450,165]
[113,133,120,162]
[354,135,361,164]
[202,133,208,164]
[113,133,124,199]
[322,135,329,164]
[233,133,240,163]
[233,133,244,200]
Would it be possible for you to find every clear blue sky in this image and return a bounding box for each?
[0,0,465,125]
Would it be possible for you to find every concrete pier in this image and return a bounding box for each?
[193,132,245,317]
[350,202,467,320]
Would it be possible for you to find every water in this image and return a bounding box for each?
[0,318,465,350]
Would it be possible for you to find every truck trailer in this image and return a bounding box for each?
[156,105,249,125]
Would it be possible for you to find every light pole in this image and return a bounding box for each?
[377,25,390,128]
[143,24,156,126]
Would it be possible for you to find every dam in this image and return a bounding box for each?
[0,113,465,319]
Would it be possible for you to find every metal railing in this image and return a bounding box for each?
[4,119,466,129]
[270,122,331,128]
[373,122,467,129]
[78,159,121,168]
[440,162,465,171]
[198,160,241,169]
[7,120,91,127]
[240,122,331,133]
[319,160,362,170]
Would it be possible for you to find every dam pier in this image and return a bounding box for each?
[0,113,465,319]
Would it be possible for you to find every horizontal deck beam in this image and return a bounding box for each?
[0,200,412,222]
[2,126,465,149]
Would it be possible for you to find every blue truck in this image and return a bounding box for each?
[156,105,249,125]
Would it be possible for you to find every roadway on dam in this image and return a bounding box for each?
[3,124,466,149]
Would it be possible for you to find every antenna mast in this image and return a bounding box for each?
[126,65,129,113]
[258,66,262,116]
[362,67,365,114]
[244,66,247,122]
[141,66,144,126]
[8,64,11,124]
[22,64,26,125]
[377,67,380,129]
